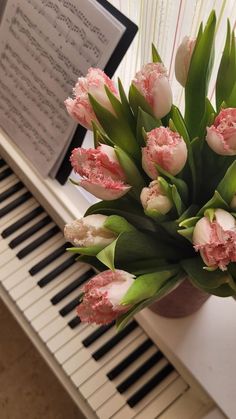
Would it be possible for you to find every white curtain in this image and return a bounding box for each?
[109,0,236,111]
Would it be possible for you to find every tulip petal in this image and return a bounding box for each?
[80,179,131,201]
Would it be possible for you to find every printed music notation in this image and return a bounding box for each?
[0,0,124,177]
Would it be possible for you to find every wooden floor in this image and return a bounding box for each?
[0,298,84,419]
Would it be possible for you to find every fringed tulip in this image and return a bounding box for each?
[193,209,236,271]
[65,68,118,130]
[175,36,196,87]
[142,127,187,178]
[140,180,172,214]
[64,214,116,247]
[206,108,236,155]
[77,270,135,324]
[70,144,131,200]
[132,63,172,119]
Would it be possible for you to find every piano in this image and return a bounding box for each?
[0,129,233,419]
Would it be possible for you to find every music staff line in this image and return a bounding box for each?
[29,0,109,45]
[0,77,56,153]
[1,52,69,134]
[25,0,102,66]
[5,44,67,114]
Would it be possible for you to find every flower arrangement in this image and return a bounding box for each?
[64,11,236,329]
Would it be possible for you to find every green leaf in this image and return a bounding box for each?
[129,84,154,118]
[179,216,200,228]
[66,245,105,256]
[152,43,162,63]
[177,226,194,242]
[216,21,236,110]
[121,267,180,305]
[171,184,185,216]
[197,190,229,216]
[227,82,236,107]
[217,161,236,205]
[117,78,136,131]
[198,98,216,139]
[114,146,146,197]
[185,12,216,138]
[121,259,168,275]
[116,274,183,330]
[96,237,118,270]
[155,164,189,204]
[104,215,136,234]
[136,108,161,147]
[89,94,140,159]
[181,257,232,289]
[85,196,157,232]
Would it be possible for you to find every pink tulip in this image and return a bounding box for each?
[175,36,196,87]
[142,127,188,178]
[140,180,172,214]
[65,68,118,130]
[64,214,116,247]
[132,63,172,119]
[70,144,131,200]
[77,270,135,324]
[206,108,236,155]
[193,209,236,271]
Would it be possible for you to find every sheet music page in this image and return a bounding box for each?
[0,0,125,176]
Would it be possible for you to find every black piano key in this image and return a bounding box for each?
[0,191,32,218]
[8,215,51,249]
[0,158,6,168]
[68,316,81,329]
[51,268,94,305]
[1,206,44,238]
[117,350,164,394]
[82,322,115,348]
[59,295,82,317]
[92,321,138,361]
[16,225,60,259]
[37,255,76,288]
[107,338,153,380]
[127,363,175,408]
[29,243,69,276]
[0,181,24,203]
[0,167,12,181]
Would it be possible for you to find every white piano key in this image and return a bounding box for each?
[54,325,93,364]
[134,376,188,419]
[0,173,18,192]
[47,323,96,353]
[112,371,179,419]
[38,312,76,342]
[63,326,117,375]
[95,390,126,419]
[88,351,167,412]
[71,327,143,388]
[0,199,37,230]
[79,334,148,399]
[2,234,63,290]
[9,251,72,300]
[17,261,79,311]
[23,262,87,321]
[158,387,206,419]
[0,186,28,211]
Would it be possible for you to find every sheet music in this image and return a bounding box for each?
[0,0,125,176]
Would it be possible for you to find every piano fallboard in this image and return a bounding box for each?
[0,130,231,419]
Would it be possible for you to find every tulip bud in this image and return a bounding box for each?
[65,67,118,130]
[140,180,172,215]
[230,194,236,210]
[70,144,131,200]
[206,108,236,155]
[175,36,196,87]
[193,209,236,271]
[142,127,188,178]
[132,63,172,119]
[64,214,116,248]
[77,269,135,324]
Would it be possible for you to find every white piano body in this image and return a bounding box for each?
[0,129,235,419]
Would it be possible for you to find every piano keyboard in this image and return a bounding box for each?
[0,156,214,419]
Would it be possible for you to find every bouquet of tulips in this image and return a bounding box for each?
[64,11,236,329]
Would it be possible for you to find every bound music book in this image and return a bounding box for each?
[0,0,137,183]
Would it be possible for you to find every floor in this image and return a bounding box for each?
[0,298,84,419]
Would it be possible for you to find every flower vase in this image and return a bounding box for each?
[149,279,211,318]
